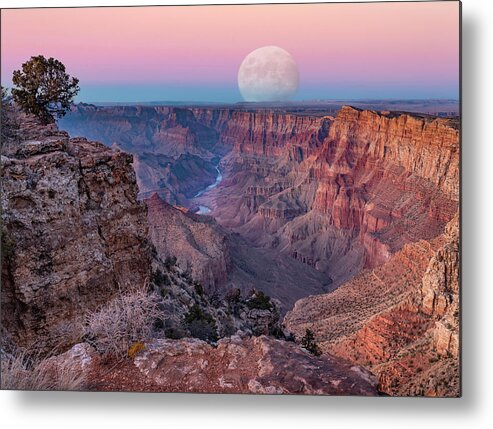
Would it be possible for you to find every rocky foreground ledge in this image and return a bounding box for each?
[45,335,378,395]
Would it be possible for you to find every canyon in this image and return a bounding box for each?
[60,104,459,295]
[1,101,459,396]
[1,108,379,395]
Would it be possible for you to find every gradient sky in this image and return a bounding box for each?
[1,2,460,103]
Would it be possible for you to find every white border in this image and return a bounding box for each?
[2,1,493,428]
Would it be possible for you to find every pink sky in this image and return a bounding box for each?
[1,2,460,101]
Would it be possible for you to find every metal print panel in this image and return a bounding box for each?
[0,1,460,396]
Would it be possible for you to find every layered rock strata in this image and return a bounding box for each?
[61,105,459,292]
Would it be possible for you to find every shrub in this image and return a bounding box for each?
[187,319,218,342]
[164,256,177,270]
[246,290,272,310]
[300,329,322,356]
[226,287,241,305]
[183,304,218,342]
[84,288,161,358]
[193,281,204,296]
[182,270,193,282]
[209,292,222,308]
[152,269,170,286]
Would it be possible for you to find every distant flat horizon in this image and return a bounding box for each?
[70,98,460,117]
[83,98,460,105]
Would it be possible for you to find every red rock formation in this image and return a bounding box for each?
[146,194,331,312]
[61,104,459,293]
[202,106,458,289]
[330,107,459,199]
[284,214,460,397]
[191,108,327,158]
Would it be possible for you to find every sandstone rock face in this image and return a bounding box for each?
[1,114,151,351]
[191,108,327,158]
[196,106,458,289]
[131,336,378,395]
[39,343,97,381]
[285,215,460,397]
[327,107,459,199]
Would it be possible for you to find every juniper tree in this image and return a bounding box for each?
[12,55,79,124]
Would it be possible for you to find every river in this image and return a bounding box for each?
[194,165,222,214]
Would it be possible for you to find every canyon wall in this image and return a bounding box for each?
[61,104,459,294]
[2,104,459,396]
[60,105,222,204]
[1,110,386,396]
[145,193,230,292]
[145,194,331,312]
[193,106,459,287]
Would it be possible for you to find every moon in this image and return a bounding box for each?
[238,46,299,102]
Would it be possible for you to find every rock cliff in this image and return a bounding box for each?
[145,193,331,312]
[130,335,378,395]
[60,105,221,204]
[145,193,230,292]
[0,112,285,352]
[1,113,151,352]
[194,106,459,289]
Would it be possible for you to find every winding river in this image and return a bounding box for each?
[194,165,222,214]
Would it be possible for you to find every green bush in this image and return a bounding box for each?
[193,281,204,296]
[300,329,322,356]
[183,304,218,342]
[246,290,272,310]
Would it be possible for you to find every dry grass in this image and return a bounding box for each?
[0,349,86,391]
[84,287,161,359]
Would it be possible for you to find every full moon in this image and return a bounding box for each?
[238,46,299,102]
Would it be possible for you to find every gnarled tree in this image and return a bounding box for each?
[12,55,79,124]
